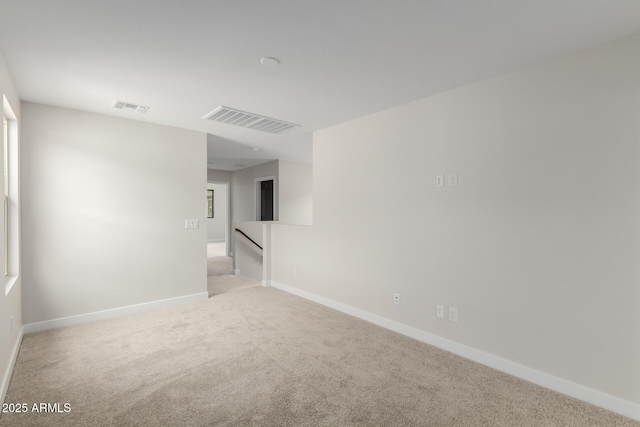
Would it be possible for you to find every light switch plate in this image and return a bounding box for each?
[436,175,445,187]
[185,219,199,229]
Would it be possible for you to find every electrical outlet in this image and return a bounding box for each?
[448,307,458,323]
[393,293,400,305]
[447,173,458,187]
[436,305,445,319]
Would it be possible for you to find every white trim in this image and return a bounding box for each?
[1,325,23,404]
[269,280,640,422]
[4,275,17,297]
[23,292,209,334]
[207,238,225,243]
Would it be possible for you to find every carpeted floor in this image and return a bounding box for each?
[206,243,257,297]
[207,241,227,259]
[207,256,257,297]
[207,255,232,277]
[1,280,637,426]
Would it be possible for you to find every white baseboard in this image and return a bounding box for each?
[1,325,24,404]
[207,238,225,243]
[269,280,640,422]
[233,269,240,275]
[23,292,209,334]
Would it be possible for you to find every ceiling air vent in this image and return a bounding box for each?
[112,100,150,114]
[203,106,299,134]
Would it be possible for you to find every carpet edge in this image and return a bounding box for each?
[1,325,23,405]
[268,280,640,422]
[22,292,209,334]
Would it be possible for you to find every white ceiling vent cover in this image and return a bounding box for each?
[203,106,299,134]
[112,100,150,114]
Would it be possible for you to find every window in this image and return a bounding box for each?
[3,95,19,295]
[207,189,214,218]
[3,114,7,277]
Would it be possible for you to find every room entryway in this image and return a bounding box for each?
[259,179,274,221]
[207,242,258,297]
[255,176,276,221]
[207,182,230,256]
[207,242,232,276]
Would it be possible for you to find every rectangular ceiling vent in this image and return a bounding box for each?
[203,106,299,134]
[112,100,150,114]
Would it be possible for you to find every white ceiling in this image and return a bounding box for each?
[2,1,640,170]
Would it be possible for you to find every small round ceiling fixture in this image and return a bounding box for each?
[260,56,280,67]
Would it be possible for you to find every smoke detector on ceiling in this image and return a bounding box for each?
[203,106,299,134]
[112,100,150,114]
[260,56,280,67]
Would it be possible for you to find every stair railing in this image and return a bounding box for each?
[235,228,263,251]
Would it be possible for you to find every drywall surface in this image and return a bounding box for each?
[207,169,232,183]
[21,103,207,323]
[230,161,278,257]
[271,34,640,406]
[207,182,228,242]
[279,160,312,225]
[0,49,22,403]
[232,160,279,222]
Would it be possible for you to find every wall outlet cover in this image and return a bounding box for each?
[449,307,459,322]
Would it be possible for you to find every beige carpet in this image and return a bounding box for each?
[207,256,233,278]
[207,242,227,258]
[207,253,257,297]
[1,283,638,426]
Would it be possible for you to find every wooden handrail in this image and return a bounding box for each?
[235,228,263,250]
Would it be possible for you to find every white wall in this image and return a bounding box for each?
[232,160,279,222]
[278,160,312,225]
[206,182,227,242]
[271,34,640,414]
[21,103,207,324]
[207,169,232,183]
[230,161,278,257]
[0,49,22,404]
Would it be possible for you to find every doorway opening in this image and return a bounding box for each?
[255,176,276,221]
[206,182,230,256]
